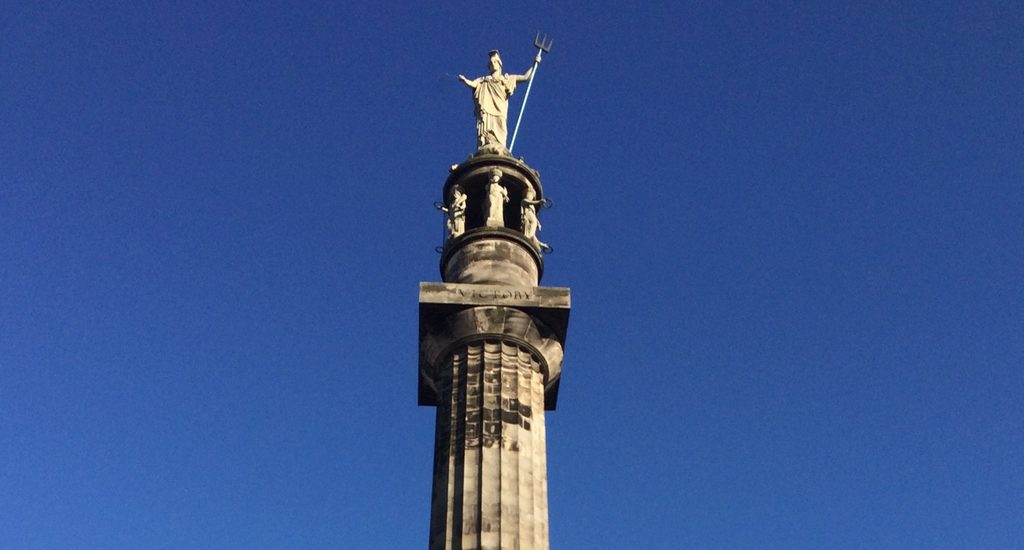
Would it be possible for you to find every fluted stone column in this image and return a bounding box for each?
[420,154,569,550]
[429,339,547,549]
[421,303,565,550]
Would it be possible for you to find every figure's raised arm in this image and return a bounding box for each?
[512,54,541,82]
[458,75,479,89]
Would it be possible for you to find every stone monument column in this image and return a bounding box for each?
[419,153,570,550]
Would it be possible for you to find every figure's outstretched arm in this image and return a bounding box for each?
[458,75,480,89]
[512,54,542,82]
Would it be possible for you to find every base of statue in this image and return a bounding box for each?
[475,143,511,157]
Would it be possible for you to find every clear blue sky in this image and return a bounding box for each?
[2,2,1021,548]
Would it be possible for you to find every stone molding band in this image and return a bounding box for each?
[441,227,545,279]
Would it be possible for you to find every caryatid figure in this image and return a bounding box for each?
[485,169,508,227]
[459,50,540,153]
[446,185,467,237]
[521,198,549,250]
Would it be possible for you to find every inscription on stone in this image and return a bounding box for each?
[455,287,533,301]
[419,282,570,310]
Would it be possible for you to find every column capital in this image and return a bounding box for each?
[418,283,570,410]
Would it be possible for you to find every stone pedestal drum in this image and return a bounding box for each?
[419,152,570,550]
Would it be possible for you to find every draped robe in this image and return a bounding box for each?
[473,74,518,149]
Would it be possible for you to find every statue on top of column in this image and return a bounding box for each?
[459,50,540,154]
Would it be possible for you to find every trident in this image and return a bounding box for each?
[508,32,553,153]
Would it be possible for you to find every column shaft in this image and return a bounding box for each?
[429,340,549,550]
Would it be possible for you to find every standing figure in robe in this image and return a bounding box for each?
[446,186,467,237]
[521,198,549,251]
[485,169,509,227]
[459,50,540,153]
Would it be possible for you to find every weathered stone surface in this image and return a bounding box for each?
[443,235,540,286]
[429,340,549,550]
[419,306,565,410]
